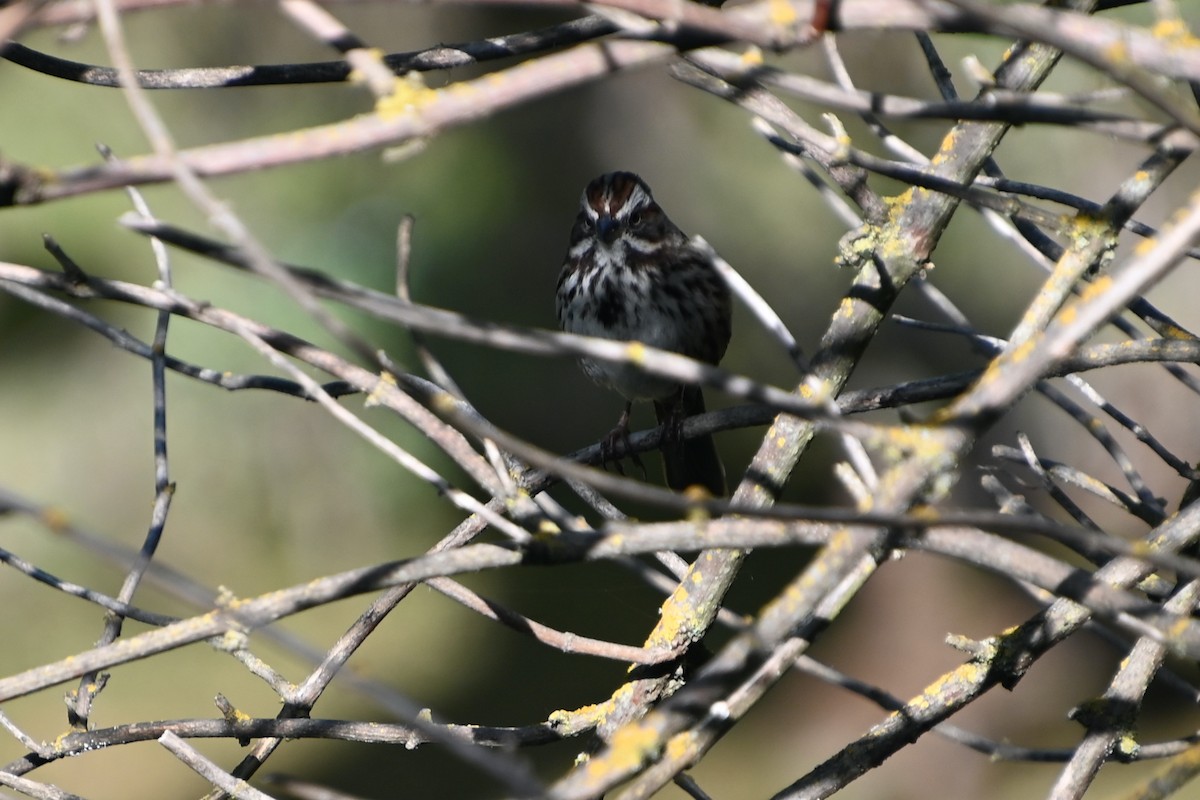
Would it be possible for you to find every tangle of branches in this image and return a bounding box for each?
[1,1,1200,799]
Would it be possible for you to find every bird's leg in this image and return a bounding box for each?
[600,401,646,478]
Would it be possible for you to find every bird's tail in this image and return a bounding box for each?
[654,385,726,497]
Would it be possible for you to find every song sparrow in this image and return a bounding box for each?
[555,172,732,495]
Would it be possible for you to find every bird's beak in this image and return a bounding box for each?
[597,216,620,244]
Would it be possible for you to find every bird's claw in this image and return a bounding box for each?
[658,398,685,450]
[599,403,646,479]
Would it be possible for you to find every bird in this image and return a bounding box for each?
[555,171,732,495]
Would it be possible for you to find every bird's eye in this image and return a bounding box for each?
[629,212,643,227]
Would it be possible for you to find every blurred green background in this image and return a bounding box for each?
[2,4,1200,798]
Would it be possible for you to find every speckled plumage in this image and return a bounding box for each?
[555,172,732,495]
[555,172,731,400]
